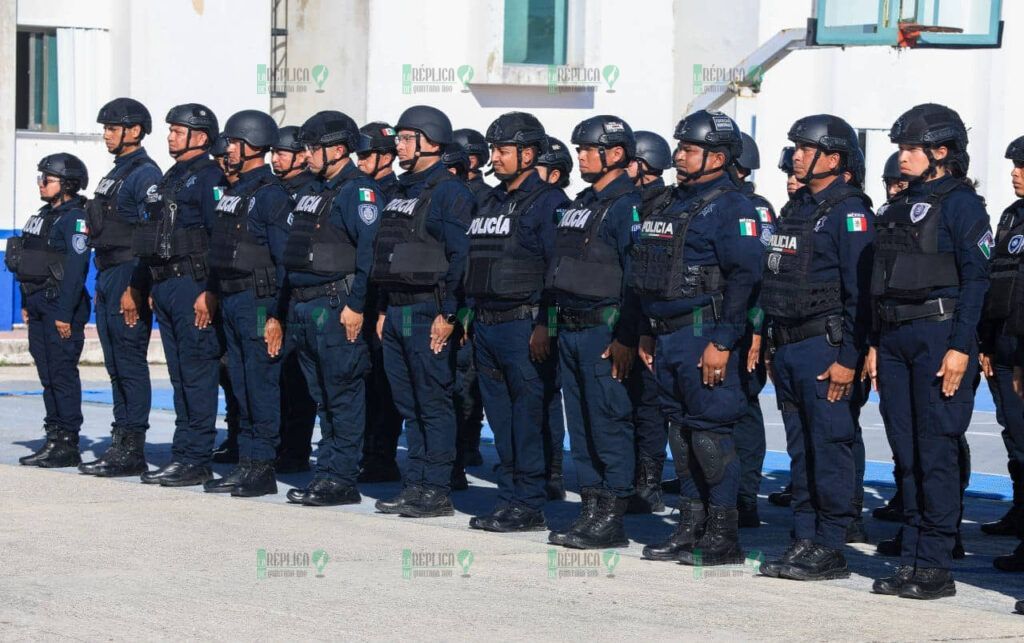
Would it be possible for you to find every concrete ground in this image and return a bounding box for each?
[2,365,1024,640]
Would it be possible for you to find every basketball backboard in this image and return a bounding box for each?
[809,0,1003,49]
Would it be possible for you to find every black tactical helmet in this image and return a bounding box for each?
[485,112,546,147]
[889,103,970,178]
[673,110,743,157]
[97,97,152,134]
[571,115,636,158]
[38,153,89,192]
[788,114,857,155]
[223,110,279,149]
[166,103,219,138]
[536,136,573,176]
[441,143,470,177]
[882,151,901,180]
[453,128,488,162]
[395,105,453,145]
[1005,135,1024,163]
[778,146,795,175]
[847,145,866,189]
[274,126,305,153]
[633,131,673,172]
[210,134,229,158]
[357,122,397,154]
[300,110,360,150]
[736,132,760,172]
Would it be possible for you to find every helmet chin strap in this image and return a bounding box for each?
[316,144,346,178]
[495,145,535,182]
[796,148,841,184]
[678,148,728,182]
[228,142,266,173]
[170,128,209,159]
[399,132,441,171]
[902,147,940,185]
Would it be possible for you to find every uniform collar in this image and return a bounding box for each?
[113,147,150,167]
[45,195,86,215]
[591,172,636,200]
[804,175,848,205]
[236,164,274,188]
[321,161,360,190]
[398,159,446,186]
[683,172,734,198]
[498,170,544,199]
[174,153,212,171]
[907,173,958,198]
[285,170,316,189]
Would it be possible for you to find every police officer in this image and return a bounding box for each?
[531,135,573,500]
[282,111,383,506]
[464,112,568,532]
[454,127,492,204]
[622,130,672,514]
[731,132,775,528]
[634,111,762,565]
[536,137,573,189]
[757,115,873,581]
[267,125,318,474]
[867,104,991,600]
[12,155,92,468]
[202,110,291,497]
[354,121,404,483]
[136,103,226,487]
[371,105,473,518]
[545,115,640,550]
[440,140,486,490]
[983,136,1024,569]
[76,98,162,477]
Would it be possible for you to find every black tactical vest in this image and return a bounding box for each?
[86,156,159,263]
[371,172,454,289]
[208,173,280,277]
[983,200,1024,323]
[4,211,65,289]
[464,183,556,301]
[628,184,737,300]
[762,185,871,320]
[870,180,961,302]
[132,159,216,261]
[281,183,358,276]
[546,181,636,302]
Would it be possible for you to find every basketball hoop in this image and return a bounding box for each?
[897,22,964,48]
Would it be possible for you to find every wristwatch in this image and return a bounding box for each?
[444,313,459,325]
[712,342,730,352]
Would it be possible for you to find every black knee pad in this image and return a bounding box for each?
[667,422,691,479]
[692,431,735,485]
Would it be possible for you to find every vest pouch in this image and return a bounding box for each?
[550,256,622,301]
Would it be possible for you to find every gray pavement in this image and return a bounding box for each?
[1,365,1024,640]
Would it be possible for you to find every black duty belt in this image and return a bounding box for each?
[149,257,205,283]
[475,304,536,325]
[769,316,833,348]
[291,277,350,303]
[387,289,438,307]
[649,304,717,336]
[557,306,619,332]
[94,248,134,271]
[877,297,957,325]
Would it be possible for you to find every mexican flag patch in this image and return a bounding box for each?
[75,219,88,234]
[755,206,772,223]
[738,218,758,237]
[846,214,867,232]
[359,187,376,203]
[213,186,224,202]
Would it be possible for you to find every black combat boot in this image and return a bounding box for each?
[872,489,903,522]
[34,430,82,468]
[147,462,212,487]
[768,483,793,507]
[375,485,424,514]
[399,487,454,518]
[677,506,744,566]
[778,543,850,581]
[872,564,915,595]
[486,505,547,532]
[898,567,956,600]
[643,499,706,561]
[981,504,1024,536]
[211,424,240,464]
[549,488,600,546]
[300,478,360,506]
[79,429,148,477]
[627,456,665,514]
[19,425,60,466]
[994,542,1024,572]
[761,539,814,578]
[287,478,331,504]
[563,490,630,549]
[233,460,279,497]
[203,458,252,493]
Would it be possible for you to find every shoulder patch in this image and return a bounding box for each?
[978,230,994,259]
[846,213,868,232]
[755,206,773,223]
[909,202,931,223]
[72,234,88,254]
[738,218,758,237]
[875,203,889,217]
[74,219,89,234]
[213,186,224,202]
[358,187,377,203]
[358,203,379,225]
[1009,234,1024,255]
